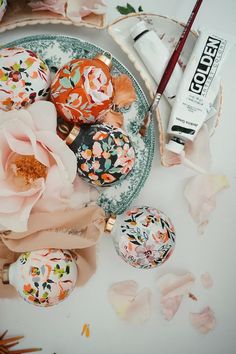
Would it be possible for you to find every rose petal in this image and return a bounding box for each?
[157,272,195,320]
[66,0,106,22]
[33,165,73,212]
[108,280,151,324]
[2,118,50,167]
[161,295,183,321]
[184,124,211,172]
[27,101,57,133]
[102,110,124,128]
[28,0,67,15]
[184,174,229,234]
[201,272,213,289]
[190,307,216,334]
[0,179,45,232]
[112,74,136,107]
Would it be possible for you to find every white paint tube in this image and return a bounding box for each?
[130,21,183,106]
[166,29,234,154]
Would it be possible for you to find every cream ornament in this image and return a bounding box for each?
[1,249,78,307]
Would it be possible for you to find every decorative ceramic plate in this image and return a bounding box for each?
[0,0,106,33]
[108,13,223,167]
[1,35,155,216]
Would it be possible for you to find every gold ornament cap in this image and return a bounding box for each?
[96,51,113,69]
[57,124,81,146]
[1,263,10,284]
[105,214,117,233]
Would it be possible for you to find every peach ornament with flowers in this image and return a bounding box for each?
[0,100,95,233]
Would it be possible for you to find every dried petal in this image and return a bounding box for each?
[102,110,124,128]
[201,272,213,289]
[108,280,151,324]
[28,0,67,16]
[185,174,229,234]
[185,124,211,172]
[112,74,136,107]
[190,307,216,334]
[157,272,195,320]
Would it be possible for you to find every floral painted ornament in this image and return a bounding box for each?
[0,47,51,111]
[1,249,78,307]
[0,0,7,22]
[50,53,113,124]
[60,123,135,187]
[111,206,176,269]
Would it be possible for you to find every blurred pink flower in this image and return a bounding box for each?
[67,0,106,23]
[28,0,67,16]
[0,101,93,232]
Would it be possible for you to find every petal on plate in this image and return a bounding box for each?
[185,124,211,172]
[112,74,136,107]
[189,307,216,334]
[157,272,195,320]
[27,101,57,133]
[102,110,124,128]
[108,280,151,324]
[201,272,213,289]
[184,174,229,234]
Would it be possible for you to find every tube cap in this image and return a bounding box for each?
[166,137,185,154]
[130,21,148,40]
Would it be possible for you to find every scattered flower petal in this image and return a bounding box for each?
[185,124,211,172]
[67,0,106,23]
[190,307,216,334]
[157,272,195,320]
[108,280,151,324]
[201,272,213,289]
[28,0,67,16]
[184,174,229,234]
[102,110,124,128]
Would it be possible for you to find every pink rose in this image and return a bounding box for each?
[67,0,106,22]
[0,101,96,232]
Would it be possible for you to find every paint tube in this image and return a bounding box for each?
[166,29,234,154]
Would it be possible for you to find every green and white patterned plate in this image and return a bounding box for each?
[2,35,155,216]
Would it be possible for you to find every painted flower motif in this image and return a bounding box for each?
[135,243,158,263]
[83,66,113,104]
[0,47,51,111]
[114,207,176,269]
[0,101,87,232]
[74,124,135,187]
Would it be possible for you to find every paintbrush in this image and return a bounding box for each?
[139,0,203,136]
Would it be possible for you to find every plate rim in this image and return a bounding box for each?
[1,33,155,216]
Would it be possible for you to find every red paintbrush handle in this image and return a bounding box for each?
[157,0,203,95]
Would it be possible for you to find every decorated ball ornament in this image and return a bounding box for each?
[0,0,7,22]
[1,249,78,307]
[112,206,176,269]
[50,53,114,124]
[0,47,51,111]
[59,123,135,187]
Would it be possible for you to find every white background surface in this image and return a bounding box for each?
[0,1,236,353]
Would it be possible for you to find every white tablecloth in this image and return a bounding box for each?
[0,1,236,353]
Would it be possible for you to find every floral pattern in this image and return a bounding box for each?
[2,35,155,216]
[113,206,176,269]
[0,47,51,111]
[70,123,135,187]
[50,58,113,124]
[0,0,7,22]
[11,249,78,307]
